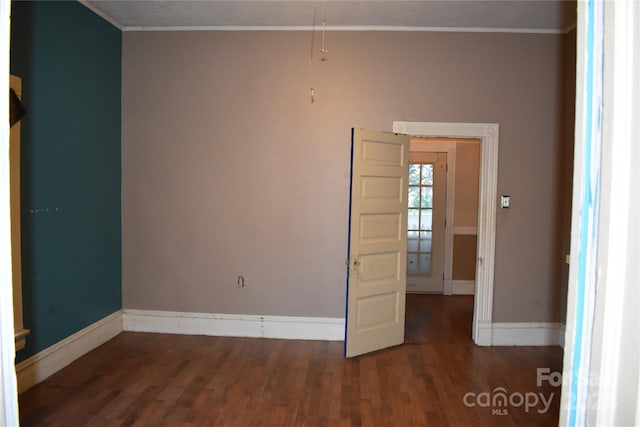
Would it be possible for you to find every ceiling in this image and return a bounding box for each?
[82,0,577,32]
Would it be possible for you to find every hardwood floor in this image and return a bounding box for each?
[19,295,563,426]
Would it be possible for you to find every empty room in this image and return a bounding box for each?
[2,0,638,426]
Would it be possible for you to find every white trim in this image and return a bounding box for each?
[476,321,493,346]
[491,322,565,346]
[559,0,591,423]
[78,0,123,30]
[454,226,477,235]
[443,280,453,296]
[447,280,475,295]
[123,310,345,342]
[588,2,640,425]
[15,311,123,394]
[560,1,609,425]
[123,25,572,34]
[406,282,445,294]
[424,280,473,296]
[394,121,499,347]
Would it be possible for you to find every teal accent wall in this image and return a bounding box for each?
[11,1,122,362]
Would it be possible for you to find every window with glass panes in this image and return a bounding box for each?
[408,163,433,275]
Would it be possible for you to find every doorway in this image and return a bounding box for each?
[407,137,481,296]
[394,122,499,345]
[405,138,480,343]
[344,123,500,356]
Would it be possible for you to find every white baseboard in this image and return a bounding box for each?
[475,321,493,345]
[452,280,475,295]
[490,322,565,346]
[475,322,564,346]
[123,310,345,342]
[15,310,123,393]
[406,283,443,293]
[453,226,477,235]
[444,280,475,295]
[443,280,452,295]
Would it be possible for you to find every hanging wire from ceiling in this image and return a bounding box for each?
[320,1,328,62]
[308,0,318,103]
[308,0,328,103]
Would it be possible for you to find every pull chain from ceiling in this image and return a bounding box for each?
[320,1,328,62]
[309,0,328,103]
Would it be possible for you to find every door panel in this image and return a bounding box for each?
[359,213,402,243]
[358,251,401,284]
[360,176,403,202]
[355,292,400,332]
[345,128,409,358]
[361,139,405,165]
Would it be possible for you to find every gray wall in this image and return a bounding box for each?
[122,30,569,322]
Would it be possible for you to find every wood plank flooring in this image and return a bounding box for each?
[19,295,563,426]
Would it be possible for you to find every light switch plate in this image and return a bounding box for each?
[501,195,510,208]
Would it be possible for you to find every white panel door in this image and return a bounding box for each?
[345,128,409,358]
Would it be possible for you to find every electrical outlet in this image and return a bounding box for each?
[237,275,245,288]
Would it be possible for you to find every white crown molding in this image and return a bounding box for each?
[79,0,578,35]
[123,310,345,341]
[15,311,123,393]
[122,25,574,34]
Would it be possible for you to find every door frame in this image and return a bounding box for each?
[393,121,499,346]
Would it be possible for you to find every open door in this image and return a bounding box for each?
[345,128,409,358]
